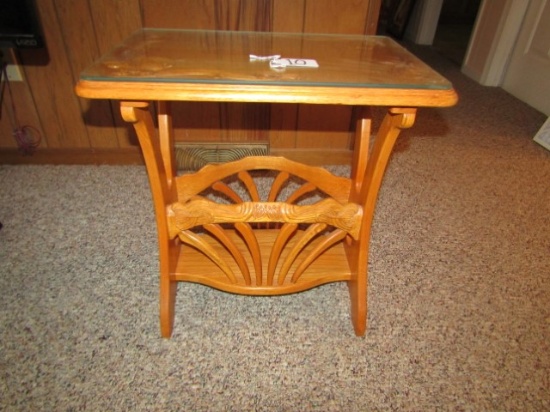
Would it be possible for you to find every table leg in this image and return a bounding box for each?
[346,107,416,336]
[120,101,178,338]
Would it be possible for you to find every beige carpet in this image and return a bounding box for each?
[0,45,549,411]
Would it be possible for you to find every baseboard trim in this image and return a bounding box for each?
[0,147,352,166]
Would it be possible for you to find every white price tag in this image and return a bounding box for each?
[249,54,281,62]
[270,58,319,69]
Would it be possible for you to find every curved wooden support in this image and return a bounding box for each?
[212,181,244,203]
[291,229,347,283]
[157,101,176,190]
[267,223,298,285]
[235,222,263,285]
[286,182,317,204]
[358,108,417,224]
[120,102,172,202]
[120,101,177,338]
[347,107,417,337]
[175,156,351,203]
[238,171,260,201]
[168,198,362,239]
[278,223,327,285]
[351,111,371,196]
[268,172,290,202]
[204,224,251,285]
[177,230,238,284]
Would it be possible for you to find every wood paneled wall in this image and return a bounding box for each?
[0,0,381,164]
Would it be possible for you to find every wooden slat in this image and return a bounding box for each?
[269,103,298,149]
[142,0,216,29]
[270,0,382,150]
[91,0,142,52]
[220,102,270,142]
[217,29,272,142]
[295,105,354,150]
[304,0,375,34]
[89,0,142,148]
[172,229,352,295]
[54,0,118,149]
[272,0,306,32]
[170,102,221,143]
[142,0,217,143]
[214,0,274,31]
[297,0,378,150]
[18,0,90,149]
[143,0,276,31]
[269,1,308,148]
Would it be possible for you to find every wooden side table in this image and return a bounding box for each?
[76,29,457,337]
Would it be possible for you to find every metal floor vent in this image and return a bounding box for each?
[175,143,269,170]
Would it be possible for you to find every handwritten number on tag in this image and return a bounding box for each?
[271,58,319,68]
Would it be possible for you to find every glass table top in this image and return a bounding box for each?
[80,29,453,90]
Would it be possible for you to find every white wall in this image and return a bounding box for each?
[404,0,527,87]
[404,0,444,45]
[462,0,529,86]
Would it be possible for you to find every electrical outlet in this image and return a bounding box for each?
[1,48,24,82]
[5,63,24,81]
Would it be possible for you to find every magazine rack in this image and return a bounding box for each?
[76,30,457,337]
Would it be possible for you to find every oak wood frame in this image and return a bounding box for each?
[77,28,457,338]
[120,101,421,337]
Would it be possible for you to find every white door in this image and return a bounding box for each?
[502,0,550,116]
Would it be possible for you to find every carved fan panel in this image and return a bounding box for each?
[168,157,359,293]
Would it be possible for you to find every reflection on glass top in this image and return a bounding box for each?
[81,29,452,90]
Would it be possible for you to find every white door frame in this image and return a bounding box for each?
[462,0,529,86]
[404,0,444,45]
[405,0,528,87]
